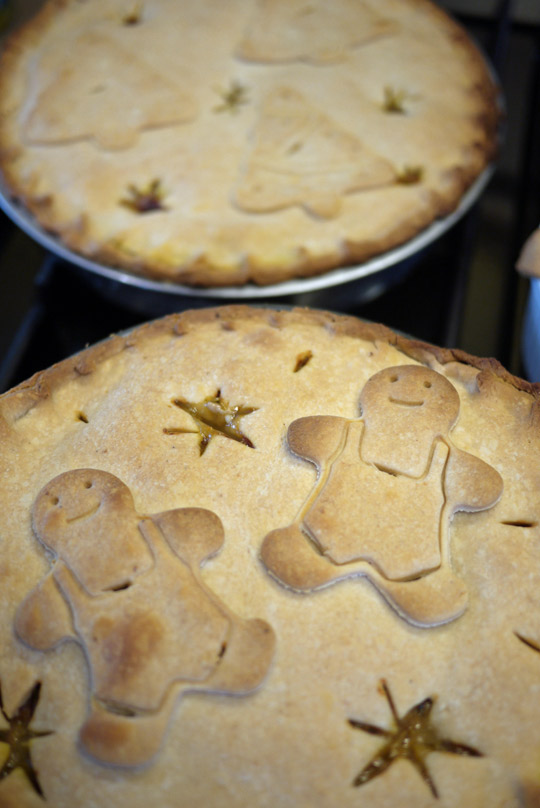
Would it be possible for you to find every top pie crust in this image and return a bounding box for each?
[0,0,500,287]
[1,305,540,807]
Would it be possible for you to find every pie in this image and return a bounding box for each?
[1,305,540,807]
[0,0,500,287]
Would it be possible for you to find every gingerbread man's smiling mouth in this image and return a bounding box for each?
[65,503,100,524]
[388,397,424,407]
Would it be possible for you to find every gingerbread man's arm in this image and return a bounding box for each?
[15,568,76,650]
[287,415,347,469]
[444,446,503,514]
[146,508,225,570]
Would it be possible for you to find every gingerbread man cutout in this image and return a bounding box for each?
[15,469,275,768]
[261,366,503,627]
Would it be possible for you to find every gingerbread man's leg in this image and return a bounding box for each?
[79,688,178,768]
[261,523,383,592]
[261,524,342,591]
[196,616,275,694]
[261,524,467,627]
[368,566,468,627]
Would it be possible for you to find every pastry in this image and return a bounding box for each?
[1,305,540,807]
[0,0,500,287]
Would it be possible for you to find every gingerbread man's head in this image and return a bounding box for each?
[32,469,153,594]
[359,366,461,476]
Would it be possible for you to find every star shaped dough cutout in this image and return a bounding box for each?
[0,681,52,799]
[348,679,482,799]
[164,390,257,455]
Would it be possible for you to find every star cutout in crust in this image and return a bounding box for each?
[0,681,52,799]
[164,390,257,455]
[120,178,168,213]
[348,679,482,799]
[213,80,250,114]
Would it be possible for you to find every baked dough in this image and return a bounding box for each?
[1,305,540,807]
[0,0,500,286]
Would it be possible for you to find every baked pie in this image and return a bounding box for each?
[0,0,500,287]
[1,305,540,807]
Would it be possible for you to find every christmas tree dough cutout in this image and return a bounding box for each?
[236,0,396,64]
[261,366,503,627]
[24,29,197,150]
[15,469,275,768]
[234,87,396,219]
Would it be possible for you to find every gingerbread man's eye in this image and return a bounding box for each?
[423,381,432,389]
[390,375,398,383]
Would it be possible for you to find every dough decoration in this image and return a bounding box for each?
[234,87,397,219]
[261,365,504,627]
[24,29,197,150]
[15,470,275,768]
[163,391,258,455]
[0,681,52,799]
[236,0,396,64]
[348,680,483,798]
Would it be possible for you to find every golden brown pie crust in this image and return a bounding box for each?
[0,0,500,287]
[2,305,540,807]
